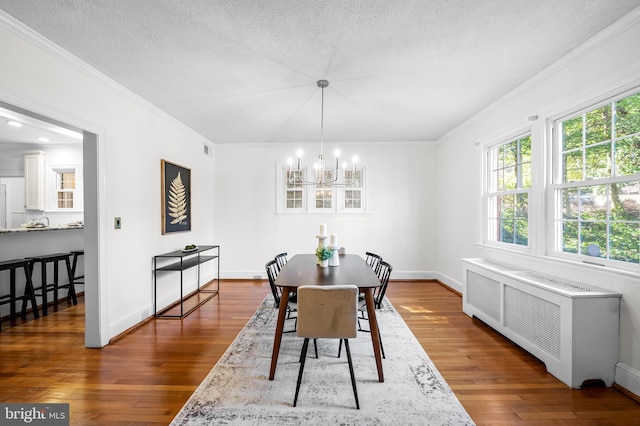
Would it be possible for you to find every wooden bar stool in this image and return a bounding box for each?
[70,250,84,288]
[27,253,76,316]
[0,259,40,331]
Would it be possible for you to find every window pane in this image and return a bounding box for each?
[580,222,607,257]
[563,188,578,219]
[585,104,612,146]
[563,150,583,182]
[562,221,579,254]
[59,172,75,189]
[286,170,303,188]
[500,194,515,218]
[615,136,640,176]
[609,222,640,264]
[503,166,517,190]
[514,218,528,246]
[504,141,517,166]
[562,116,583,151]
[57,192,73,209]
[615,92,640,138]
[584,143,611,179]
[579,185,604,221]
[611,181,640,221]
[315,188,332,209]
[515,193,528,218]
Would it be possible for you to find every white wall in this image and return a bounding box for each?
[0,21,215,343]
[436,16,640,394]
[213,142,437,279]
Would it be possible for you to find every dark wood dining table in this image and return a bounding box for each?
[269,253,384,382]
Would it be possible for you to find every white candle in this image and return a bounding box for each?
[319,224,327,236]
[330,233,338,247]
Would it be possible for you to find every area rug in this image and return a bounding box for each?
[171,295,475,425]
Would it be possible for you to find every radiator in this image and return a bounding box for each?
[462,258,621,389]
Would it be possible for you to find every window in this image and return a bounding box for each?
[47,166,82,211]
[286,170,304,210]
[314,171,334,210]
[277,165,366,214]
[553,91,640,265]
[344,170,363,209]
[55,169,76,209]
[485,134,532,247]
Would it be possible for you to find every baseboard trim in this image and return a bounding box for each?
[615,362,640,401]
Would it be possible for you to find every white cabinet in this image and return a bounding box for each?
[24,151,46,211]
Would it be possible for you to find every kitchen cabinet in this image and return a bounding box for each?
[24,151,45,211]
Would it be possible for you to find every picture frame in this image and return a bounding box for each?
[161,159,191,234]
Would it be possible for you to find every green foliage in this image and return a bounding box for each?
[315,246,333,261]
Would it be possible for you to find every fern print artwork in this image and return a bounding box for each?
[168,172,188,225]
[161,160,191,234]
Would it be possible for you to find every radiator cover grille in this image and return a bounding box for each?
[466,270,500,321]
[504,286,561,359]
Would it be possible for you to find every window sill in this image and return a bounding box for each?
[476,242,640,280]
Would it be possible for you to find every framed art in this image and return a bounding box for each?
[161,159,191,234]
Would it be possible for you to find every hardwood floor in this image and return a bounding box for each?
[0,280,638,425]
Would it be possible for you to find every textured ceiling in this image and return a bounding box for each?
[1,1,639,144]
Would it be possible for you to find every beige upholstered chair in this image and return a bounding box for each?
[293,285,360,409]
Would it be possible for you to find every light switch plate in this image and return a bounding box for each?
[114,217,121,229]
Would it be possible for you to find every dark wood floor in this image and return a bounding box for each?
[0,280,638,425]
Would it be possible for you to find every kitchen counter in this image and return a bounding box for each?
[0,225,84,234]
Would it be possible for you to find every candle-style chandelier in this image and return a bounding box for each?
[287,80,359,186]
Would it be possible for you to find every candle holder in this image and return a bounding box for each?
[328,246,340,267]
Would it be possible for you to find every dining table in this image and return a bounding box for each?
[269,253,384,382]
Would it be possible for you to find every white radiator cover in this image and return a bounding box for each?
[462,258,621,389]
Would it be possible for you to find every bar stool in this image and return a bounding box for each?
[0,259,40,331]
[27,253,76,316]
[70,250,84,288]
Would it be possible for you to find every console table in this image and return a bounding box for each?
[153,245,219,318]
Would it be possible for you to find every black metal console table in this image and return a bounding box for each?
[153,245,220,318]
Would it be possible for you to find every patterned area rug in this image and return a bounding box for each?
[171,295,474,425]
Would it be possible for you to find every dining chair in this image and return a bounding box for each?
[293,285,360,409]
[265,259,297,332]
[365,251,383,275]
[274,252,288,273]
[354,260,393,359]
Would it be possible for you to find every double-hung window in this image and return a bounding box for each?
[343,170,363,209]
[55,169,76,209]
[553,91,640,265]
[485,134,532,247]
[285,169,304,210]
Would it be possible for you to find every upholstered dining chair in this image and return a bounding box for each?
[293,285,360,409]
[265,259,297,332]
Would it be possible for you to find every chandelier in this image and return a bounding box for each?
[287,80,359,186]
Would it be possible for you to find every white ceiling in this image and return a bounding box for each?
[1,1,639,145]
[0,105,82,153]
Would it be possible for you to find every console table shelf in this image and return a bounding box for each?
[153,245,219,318]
